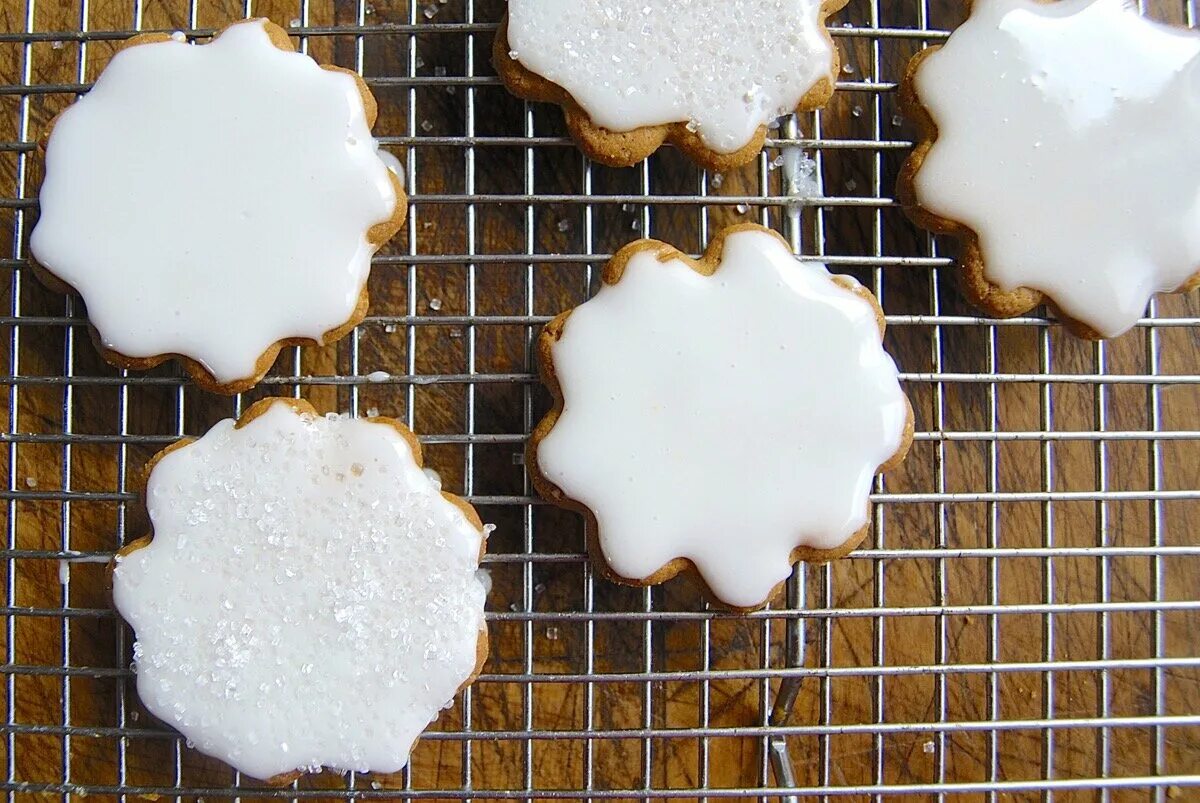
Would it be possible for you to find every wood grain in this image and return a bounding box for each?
[1,0,1198,799]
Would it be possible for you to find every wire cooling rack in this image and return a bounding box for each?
[3,0,1200,799]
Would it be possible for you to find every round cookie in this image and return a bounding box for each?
[528,224,914,611]
[897,0,1200,340]
[30,19,407,394]
[494,0,849,171]
[112,398,489,782]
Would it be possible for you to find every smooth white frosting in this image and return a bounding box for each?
[506,0,837,154]
[31,20,398,383]
[112,401,487,780]
[536,229,909,609]
[913,0,1200,337]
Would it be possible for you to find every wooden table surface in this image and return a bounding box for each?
[1,0,1198,800]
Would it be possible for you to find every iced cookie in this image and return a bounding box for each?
[529,225,913,611]
[495,0,848,171]
[898,0,1200,339]
[112,398,488,781]
[30,19,406,394]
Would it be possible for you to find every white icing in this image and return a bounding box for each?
[506,0,837,154]
[31,20,398,383]
[376,148,406,187]
[912,0,1200,338]
[781,144,821,234]
[112,401,486,779]
[536,229,908,609]
[782,146,820,200]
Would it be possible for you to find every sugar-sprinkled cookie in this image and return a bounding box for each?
[112,398,489,781]
[495,0,849,171]
[529,225,913,611]
[30,19,406,393]
[898,0,1200,339]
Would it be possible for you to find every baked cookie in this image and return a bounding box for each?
[495,0,848,171]
[898,0,1200,339]
[529,224,913,611]
[30,19,406,394]
[112,398,488,782]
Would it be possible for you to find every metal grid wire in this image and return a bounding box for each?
[3,0,1200,799]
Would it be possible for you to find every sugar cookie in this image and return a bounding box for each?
[112,398,488,781]
[529,225,913,610]
[495,0,848,170]
[31,19,406,393]
[898,0,1200,339]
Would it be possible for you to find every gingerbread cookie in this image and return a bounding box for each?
[30,19,406,393]
[898,0,1200,339]
[495,0,848,171]
[112,398,489,781]
[529,225,913,611]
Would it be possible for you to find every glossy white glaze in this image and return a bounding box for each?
[913,0,1200,337]
[31,20,398,383]
[506,0,837,154]
[536,229,909,609]
[113,401,487,779]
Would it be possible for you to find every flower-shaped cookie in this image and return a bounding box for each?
[30,19,406,393]
[529,225,913,610]
[112,398,488,781]
[898,0,1200,339]
[495,0,848,170]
